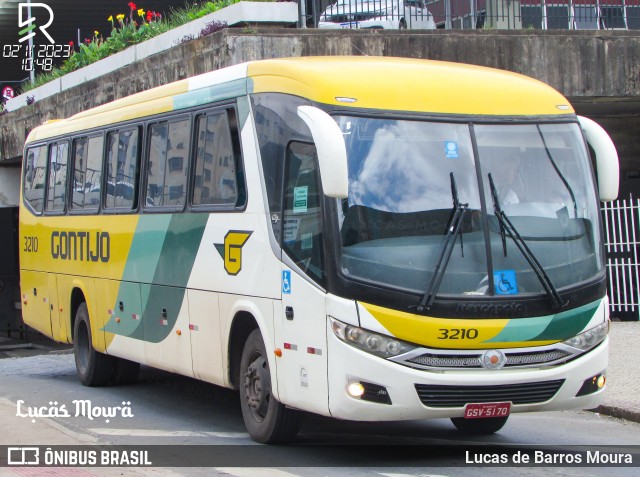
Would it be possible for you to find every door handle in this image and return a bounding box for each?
[285,306,294,321]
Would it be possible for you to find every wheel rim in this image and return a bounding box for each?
[243,351,271,422]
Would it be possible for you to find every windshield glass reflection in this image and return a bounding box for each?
[335,116,603,301]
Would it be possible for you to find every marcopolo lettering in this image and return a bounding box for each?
[51,230,110,262]
[456,302,525,316]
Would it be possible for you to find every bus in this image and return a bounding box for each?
[19,56,619,443]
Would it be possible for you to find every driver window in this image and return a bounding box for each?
[282,142,324,285]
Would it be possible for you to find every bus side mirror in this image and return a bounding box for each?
[297,105,348,198]
[578,115,619,202]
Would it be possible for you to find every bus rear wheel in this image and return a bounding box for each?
[73,302,114,387]
[450,416,509,435]
[239,329,302,443]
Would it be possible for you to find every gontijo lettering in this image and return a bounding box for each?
[51,231,110,262]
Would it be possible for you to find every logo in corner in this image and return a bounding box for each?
[18,3,55,44]
[215,231,252,275]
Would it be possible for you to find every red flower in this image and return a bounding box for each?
[68,41,74,47]
[85,38,91,44]
[128,2,136,11]
[146,10,153,21]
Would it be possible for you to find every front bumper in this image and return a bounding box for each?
[327,321,608,421]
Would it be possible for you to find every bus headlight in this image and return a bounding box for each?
[562,320,609,351]
[329,316,415,358]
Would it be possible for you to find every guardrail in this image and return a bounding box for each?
[303,0,640,30]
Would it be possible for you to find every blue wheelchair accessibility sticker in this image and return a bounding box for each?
[445,141,459,159]
[494,269,518,295]
[282,270,292,294]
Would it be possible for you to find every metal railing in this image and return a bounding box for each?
[304,0,640,30]
[602,195,640,321]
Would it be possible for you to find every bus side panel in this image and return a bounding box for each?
[188,289,223,385]
[142,283,194,378]
[20,270,53,338]
[99,279,145,364]
[53,274,74,344]
[277,267,330,416]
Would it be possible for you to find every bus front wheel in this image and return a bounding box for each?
[73,302,114,387]
[450,416,509,435]
[239,329,302,443]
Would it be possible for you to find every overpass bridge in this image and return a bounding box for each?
[1,28,639,319]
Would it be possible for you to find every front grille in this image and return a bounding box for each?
[408,354,482,368]
[505,349,571,366]
[403,347,572,370]
[414,379,565,408]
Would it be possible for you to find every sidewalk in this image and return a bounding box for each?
[0,329,71,359]
[595,321,640,422]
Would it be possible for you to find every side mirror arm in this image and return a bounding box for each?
[578,115,619,202]
[297,106,348,198]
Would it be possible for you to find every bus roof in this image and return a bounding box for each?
[26,56,573,144]
[249,57,573,116]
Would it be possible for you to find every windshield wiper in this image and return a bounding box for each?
[488,173,567,309]
[537,125,578,217]
[414,172,468,312]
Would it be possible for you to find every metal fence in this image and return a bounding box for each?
[305,0,640,30]
[602,195,640,321]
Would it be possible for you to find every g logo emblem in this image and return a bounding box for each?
[215,230,252,275]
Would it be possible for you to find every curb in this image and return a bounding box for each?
[594,404,640,424]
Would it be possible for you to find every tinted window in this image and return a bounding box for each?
[193,109,245,208]
[282,142,324,284]
[71,135,103,211]
[251,93,313,242]
[105,128,139,210]
[146,118,190,208]
[23,145,48,213]
[45,142,69,212]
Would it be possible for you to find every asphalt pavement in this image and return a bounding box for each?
[0,320,638,448]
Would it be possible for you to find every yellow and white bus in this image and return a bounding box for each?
[20,56,619,443]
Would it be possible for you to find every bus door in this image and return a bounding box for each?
[278,142,330,414]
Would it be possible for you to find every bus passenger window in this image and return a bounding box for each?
[146,118,189,209]
[71,135,103,211]
[193,109,245,208]
[45,142,69,212]
[105,128,139,210]
[282,142,324,284]
[23,145,48,214]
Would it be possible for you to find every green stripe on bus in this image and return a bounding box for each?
[486,299,601,344]
[530,300,600,342]
[173,79,248,111]
[105,213,208,342]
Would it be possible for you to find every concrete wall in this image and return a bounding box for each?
[2,28,640,163]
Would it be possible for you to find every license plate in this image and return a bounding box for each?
[464,402,511,419]
[340,22,359,29]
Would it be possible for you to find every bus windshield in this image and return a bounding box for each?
[335,116,604,302]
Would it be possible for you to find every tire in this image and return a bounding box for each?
[239,329,302,443]
[112,357,140,385]
[450,416,509,435]
[73,302,114,387]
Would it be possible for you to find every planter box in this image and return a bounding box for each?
[6,1,298,112]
